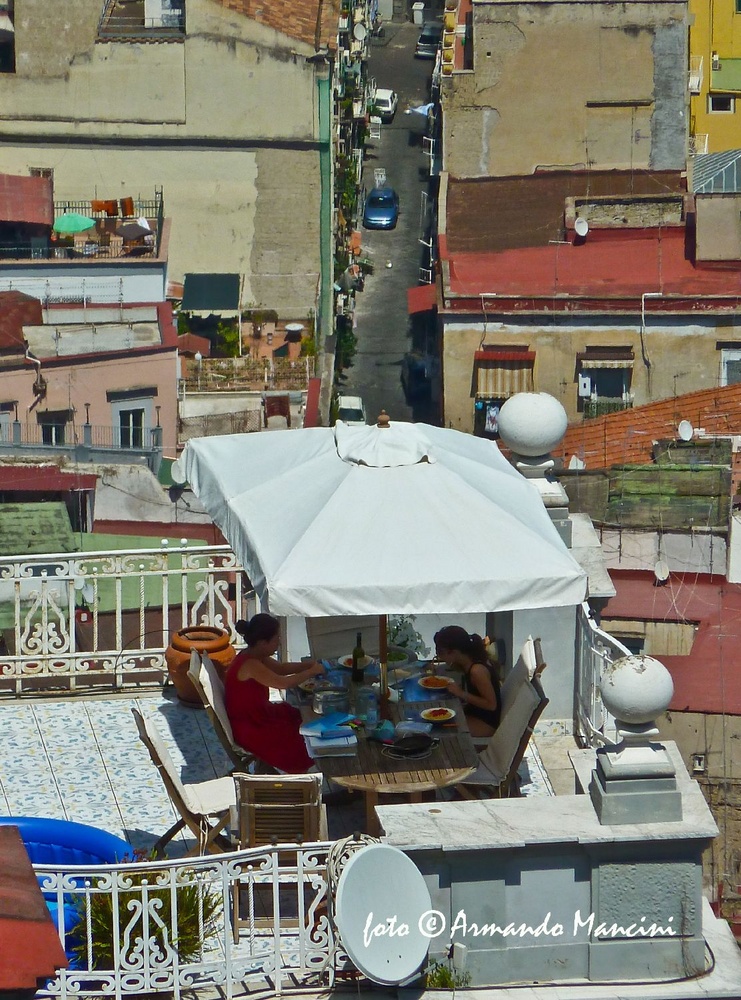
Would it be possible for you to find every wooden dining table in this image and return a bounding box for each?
[298,694,479,835]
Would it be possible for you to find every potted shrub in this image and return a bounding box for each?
[70,860,221,977]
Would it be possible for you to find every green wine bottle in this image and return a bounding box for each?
[351,631,365,684]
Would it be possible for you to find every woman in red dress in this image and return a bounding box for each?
[224,613,324,773]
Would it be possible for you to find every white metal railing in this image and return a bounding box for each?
[0,543,254,697]
[689,55,703,94]
[36,843,347,999]
[689,133,709,156]
[574,602,630,747]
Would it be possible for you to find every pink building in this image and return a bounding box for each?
[0,296,179,468]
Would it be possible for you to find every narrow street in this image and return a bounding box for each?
[339,22,439,425]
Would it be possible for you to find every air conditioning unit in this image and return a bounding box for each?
[578,374,592,398]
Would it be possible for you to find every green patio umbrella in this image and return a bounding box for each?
[52,212,96,235]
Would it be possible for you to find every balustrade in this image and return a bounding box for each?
[37,843,343,999]
[575,602,630,746]
[0,543,254,697]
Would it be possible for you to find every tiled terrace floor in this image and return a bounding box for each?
[0,689,554,854]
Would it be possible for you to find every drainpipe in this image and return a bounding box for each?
[640,292,661,394]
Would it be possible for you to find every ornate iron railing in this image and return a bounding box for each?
[36,843,345,999]
[574,602,629,747]
[0,543,254,697]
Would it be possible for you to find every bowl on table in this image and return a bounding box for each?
[313,687,351,715]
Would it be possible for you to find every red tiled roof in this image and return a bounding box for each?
[0,466,98,492]
[177,332,212,356]
[557,384,741,469]
[0,291,43,352]
[445,228,741,301]
[0,173,53,226]
[215,0,340,50]
[603,571,741,715]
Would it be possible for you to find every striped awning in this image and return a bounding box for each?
[475,351,534,397]
[577,349,634,370]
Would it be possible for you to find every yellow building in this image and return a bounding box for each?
[690,0,741,152]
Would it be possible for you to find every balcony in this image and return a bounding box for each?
[583,396,634,419]
[689,133,709,156]
[0,421,163,473]
[0,195,164,264]
[689,55,703,94]
[98,0,185,41]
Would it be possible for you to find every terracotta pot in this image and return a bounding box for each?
[164,626,236,704]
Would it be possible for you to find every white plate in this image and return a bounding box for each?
[337,653,374,670]
[420,707,456,723]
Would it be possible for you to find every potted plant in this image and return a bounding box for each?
[70,857,221,977]
[387,614,429,667]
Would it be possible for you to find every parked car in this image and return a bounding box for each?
[373,88,398,123]
[415,21,443,58]
[336,394,367,426]
[362,187,400,229]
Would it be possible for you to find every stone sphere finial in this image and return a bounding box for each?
[497,393,568,457]
[600,654,674,726]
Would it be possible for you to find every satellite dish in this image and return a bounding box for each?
[654,559,670,584]
[574,217,589,238]
[353,22,367,40]
[678,419,694,442]
[334,844,431,985]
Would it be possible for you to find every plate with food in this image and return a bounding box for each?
[338,653,375,670]
[420,707,456,724]
[298,677,328,694]
[418,675,451,691]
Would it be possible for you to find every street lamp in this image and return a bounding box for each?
[194,351,202,391]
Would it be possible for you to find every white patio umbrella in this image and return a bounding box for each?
[175,420,586,618]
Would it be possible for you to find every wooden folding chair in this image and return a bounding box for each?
[187,651,270,773]
[230,772,327,941]
[131,707,235,857]
[457,649,549,800]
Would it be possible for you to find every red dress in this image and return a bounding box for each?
[224,656,313,773]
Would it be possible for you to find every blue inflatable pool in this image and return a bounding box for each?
[0,816,131,969]
[0,816,131,866]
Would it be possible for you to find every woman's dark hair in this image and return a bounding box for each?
[434,626,490,665]
[235,613,280,646]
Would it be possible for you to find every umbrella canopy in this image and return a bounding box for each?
[176,421,587,618]
[116,221,151,240]
[52,212,95,234]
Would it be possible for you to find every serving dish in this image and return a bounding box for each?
[420,707,456,723]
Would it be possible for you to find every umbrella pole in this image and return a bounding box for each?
[378,614,390,711]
